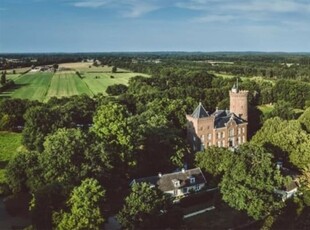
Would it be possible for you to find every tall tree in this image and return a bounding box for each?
[6,151,43,193]
[92,102,135,166]
[299,107,310,133]
[220,144,284,220]
[195,146,233,176]
[55,178,105,230]
[40,128,112,186]
[0,71,6,85]
[117,182,172,229]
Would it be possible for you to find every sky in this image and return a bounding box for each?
[0,0,310,53]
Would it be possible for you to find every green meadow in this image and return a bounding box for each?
[0,132,22,184]
[45,71,92,100]
[0,63,149,101]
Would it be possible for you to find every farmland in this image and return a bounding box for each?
[45,71,92,100]
[0,63,148,101]
[0,132,22,184]
[3,72,54,101]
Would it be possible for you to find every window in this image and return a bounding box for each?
[222,140,225,147]
[217,141,221,147]
[174,190,178,196]
[222,132,225,138]
[217,133,220,139]
[190,177,195,184]
[208,133,212,140]
[183,187,188,194]
[200,144,204,151]
[195,185,200,191]
[238,128,241,135]
[243,135,246,143]
[242,127,245,134]
[229,129,234,137]
[173,179,180,187]
[208,142,211,147]
[201,135,205,142]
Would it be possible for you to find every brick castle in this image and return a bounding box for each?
[186,84,248,151]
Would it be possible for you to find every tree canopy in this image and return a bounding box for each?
[220,144,284,220]
[55,178,106,230]
[117,182,172,229]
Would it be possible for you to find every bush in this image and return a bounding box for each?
[106,84,128,96]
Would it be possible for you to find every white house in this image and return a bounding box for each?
[130,168,207,199]
[275,180,299,201]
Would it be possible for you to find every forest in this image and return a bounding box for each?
[0,52,309,229]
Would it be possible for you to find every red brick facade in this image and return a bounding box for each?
[186,87,248,151]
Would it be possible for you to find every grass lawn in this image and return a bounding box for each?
[1,72,54,101]
[45,71,92,100]
[82,72,147,95]
[0,132,22,184]
[258,104,274,116]
[6,74,22,81]
[212,72,275,85]
[185,201,252,229]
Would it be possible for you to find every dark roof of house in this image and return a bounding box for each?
[285,181,299,192]
[191,102,209,118]
[212,110,246,128]
[132,168,206,192]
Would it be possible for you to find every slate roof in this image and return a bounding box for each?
[189,104,247,128]
[191,102,209,118]
[131,168,206,192]
[285,181,299,192]
[212,110,246,128]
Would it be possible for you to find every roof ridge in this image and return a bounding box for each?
[192,103,209,118]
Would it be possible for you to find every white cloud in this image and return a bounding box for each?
[73,1,111,8]
[192,14,236,23]
[70,0,163,17]
[176,0,310,13]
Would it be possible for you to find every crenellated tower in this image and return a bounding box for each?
[229,83,248,121]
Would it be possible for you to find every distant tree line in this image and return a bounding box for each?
[1,53,309,229]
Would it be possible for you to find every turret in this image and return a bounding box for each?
[229,83,248,121]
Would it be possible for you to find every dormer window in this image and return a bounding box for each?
[172,179,180,187]
[189,176,195,184]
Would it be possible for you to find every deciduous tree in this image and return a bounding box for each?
[220,144,284,220]
[55,178,105,230]
[117,182,172,229]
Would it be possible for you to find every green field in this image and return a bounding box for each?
[212,72,275,85]
[0,63,148,101]
[258,104,274,115]
[9,72,54,101]
[45,71,92,100]
[0,132,22,183]
[82,72,146,95]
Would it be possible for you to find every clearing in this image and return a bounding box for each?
[0,132,22,184]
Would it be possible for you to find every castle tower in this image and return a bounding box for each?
[229,83,248,121]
